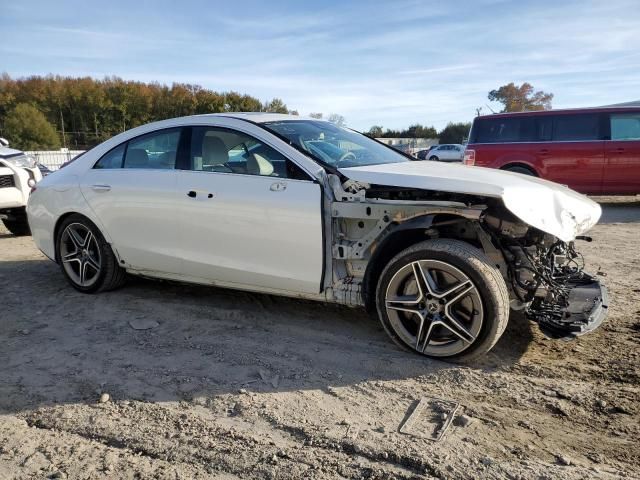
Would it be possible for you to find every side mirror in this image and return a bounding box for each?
[0,137,9,147]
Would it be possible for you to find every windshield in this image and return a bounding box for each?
[263,120,409,168]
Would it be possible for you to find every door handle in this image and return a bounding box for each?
[614,147,625,153]
[91,184,111,192]
[270,181,287,192]
[187,190,197,198]
[538,149,550,155]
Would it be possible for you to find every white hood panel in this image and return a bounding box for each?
[339,162,601,242]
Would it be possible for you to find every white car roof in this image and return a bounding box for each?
[196,112,323,124]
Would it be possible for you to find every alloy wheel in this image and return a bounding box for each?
[384,259,484,356]
[60,222,102,287]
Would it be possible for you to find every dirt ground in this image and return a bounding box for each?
[1,197,639,480]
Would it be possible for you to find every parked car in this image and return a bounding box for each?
[0,141,42,235]
[424,144,464,162]
[415,146,436,160]
[464,107,640,194]
[27,114,607,361]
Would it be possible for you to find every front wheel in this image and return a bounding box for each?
[429,155,439,161]
[56,214,126,293]
[376,239,509,362]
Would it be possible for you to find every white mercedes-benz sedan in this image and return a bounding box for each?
[27,113,608,361]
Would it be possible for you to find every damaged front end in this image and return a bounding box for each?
[325,169,608,342]
[483,211,609,340]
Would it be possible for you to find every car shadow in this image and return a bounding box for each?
[597,197,640,224]
[0,258,534,415]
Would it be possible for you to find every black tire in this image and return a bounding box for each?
[3,215,30,236]
[56,214,126,293]
[375,239,510,363]
[429,155,439,161]
[504,165,536,176]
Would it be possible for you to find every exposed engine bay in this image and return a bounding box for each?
[483,211,608,339]
[326,176,608,340]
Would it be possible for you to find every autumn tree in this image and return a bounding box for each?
[0,74,294,149]
[3,103,60,150]
[488,82,553,112]
[438,122,471,144]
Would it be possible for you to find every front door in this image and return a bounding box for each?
[80,127,183,273]
[176,126,324,294]
[603,112,640,194]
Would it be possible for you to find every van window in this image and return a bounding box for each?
[473,117,545,143]
[611,113,640,140]
[552,114,600,141]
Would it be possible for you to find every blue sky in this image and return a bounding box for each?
[2,0,639,130]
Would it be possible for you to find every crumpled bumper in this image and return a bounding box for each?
[536,274,609,340]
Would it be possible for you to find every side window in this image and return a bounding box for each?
[611,113,640,140]
[94,144,125,169]
[536,117,553,141]
[189,127,310,180]
[123,129,181,169]
[553,114,600,141]
[475,117,521,143]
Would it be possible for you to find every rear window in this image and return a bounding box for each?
[552,114,600,141]
[611,113,640,140]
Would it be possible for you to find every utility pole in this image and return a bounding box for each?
[59,108,67,149]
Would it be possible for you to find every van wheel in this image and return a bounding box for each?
[504,165,536,176]
[376,239,510,362]
[56,214,126,293]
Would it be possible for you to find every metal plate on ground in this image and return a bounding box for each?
[399,397,460,442]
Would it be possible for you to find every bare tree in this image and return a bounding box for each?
[327,113,346,127]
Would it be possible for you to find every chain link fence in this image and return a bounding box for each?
[25,150,86,171]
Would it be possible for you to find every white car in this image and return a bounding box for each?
[426,144,465,162]
[0,139,42,235]
[27,114,608,361]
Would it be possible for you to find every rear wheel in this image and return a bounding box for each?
[56,214,126,293]
[504,165,536,176]
[376,239,509,362]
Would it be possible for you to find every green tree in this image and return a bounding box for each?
[406,123,437,139]
[3,103,60,150]
[438,122,471,144]
[368,123,438,138]
[263,98,288,113]
[367,125,383,137]
[488,82,553,112]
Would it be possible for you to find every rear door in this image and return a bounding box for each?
[603,111,640,194]
[80,128,183,273]
[176,126,324,294]
[543,113,605,194]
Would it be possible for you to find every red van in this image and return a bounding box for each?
[464,107,640,195]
